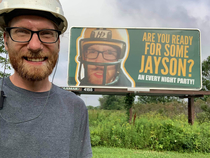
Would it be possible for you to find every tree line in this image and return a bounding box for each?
[0,31,10,78]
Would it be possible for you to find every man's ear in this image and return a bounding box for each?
[58,38,60,50]
[3,32,9,51]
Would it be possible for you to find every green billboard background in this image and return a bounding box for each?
[68,27,201,90]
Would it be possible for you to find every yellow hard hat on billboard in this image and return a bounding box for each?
[80,28,127,59]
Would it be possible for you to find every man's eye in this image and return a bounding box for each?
[106,51,117,56]
[107,51,114,55]
[87,50,96,54]
[15,29,30,34]
[40,30,54,37]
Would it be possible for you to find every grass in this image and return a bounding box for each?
[92,147,210,158]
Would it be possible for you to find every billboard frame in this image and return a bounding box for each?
[68,26,202,91]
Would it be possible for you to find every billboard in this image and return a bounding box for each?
[68,27,201,90]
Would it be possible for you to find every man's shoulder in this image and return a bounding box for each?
[54,85,79,99]
[53,85,87,109]
[114,70,132,87]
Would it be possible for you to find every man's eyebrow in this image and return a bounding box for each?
[9,24,57,30]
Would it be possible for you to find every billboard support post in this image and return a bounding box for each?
[188,97,195,125]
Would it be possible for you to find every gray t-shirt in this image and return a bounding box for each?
[0,78,92,158]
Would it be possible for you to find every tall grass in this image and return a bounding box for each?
[89,110,210,153]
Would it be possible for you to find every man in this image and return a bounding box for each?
[77,28,132,87]
[0,0,92,158]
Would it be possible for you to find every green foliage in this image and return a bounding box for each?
[196,112,210,124]
[124,93,135,109]
[89,110,210,153]
[137,96,180,104]
[195,98,210,124]
[134,100,187,118]
[99,95,125,110]
[202,56,210,90]
[124,93,135,122]
[0,31,10,77]
[86,105,99,110]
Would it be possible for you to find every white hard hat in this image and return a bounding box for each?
[0,0,68,33]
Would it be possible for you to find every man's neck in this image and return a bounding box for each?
[9,73,52,92]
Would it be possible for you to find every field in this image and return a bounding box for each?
[92,147,210,158]
[88,108,210,153]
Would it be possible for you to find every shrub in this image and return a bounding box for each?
[88,110,210,153]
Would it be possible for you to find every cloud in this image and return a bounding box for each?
[61,0,119,28]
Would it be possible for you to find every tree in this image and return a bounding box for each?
[195,56,210,101]
[0,31,10,77]
[124,93,135,123]
[137,96,180,104]
[202,56,210,91]
[86,105,99,110]
[98,95,125,110]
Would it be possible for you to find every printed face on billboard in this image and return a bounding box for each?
[83,44,118,85]
[71,28,133,87]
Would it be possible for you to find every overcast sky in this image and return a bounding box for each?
[50,0,210,107]
[4,0,210,107]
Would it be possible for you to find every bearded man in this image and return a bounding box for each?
[0,0,92,158]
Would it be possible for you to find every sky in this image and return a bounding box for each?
[50,0,210,107]
[4,0,210,107]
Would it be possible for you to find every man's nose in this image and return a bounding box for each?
[95,53,105,62]
[27,33,43,52]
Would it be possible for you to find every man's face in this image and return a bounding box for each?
[4,15,60,81]
[84,44,118,85]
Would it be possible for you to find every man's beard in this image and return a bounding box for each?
[87,64,116,85]
[9,50,58,82]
